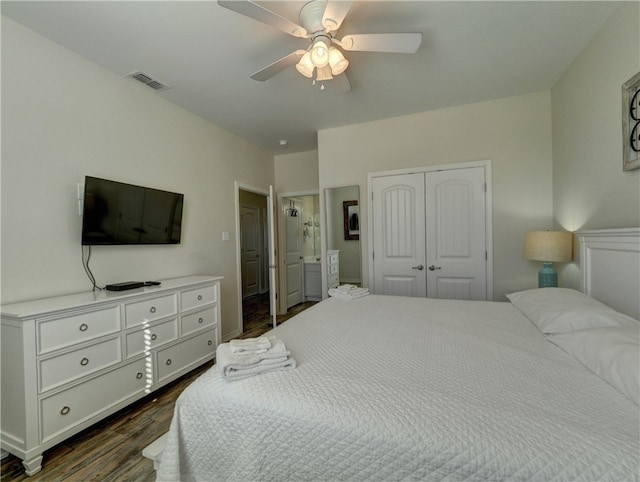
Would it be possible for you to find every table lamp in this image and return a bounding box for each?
[524,231,573,287]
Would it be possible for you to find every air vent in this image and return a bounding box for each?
[127,71,170,91]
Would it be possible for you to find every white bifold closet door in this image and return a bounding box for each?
[371,166,487,300]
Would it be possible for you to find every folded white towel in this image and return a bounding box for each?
[328,287,370,300]
[217,336,296,381]
[229,336,271,354]
[222,337,289,367]
[222,356,297,381]
[336,284,358,292]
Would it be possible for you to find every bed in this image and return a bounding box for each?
[155,228,640,481]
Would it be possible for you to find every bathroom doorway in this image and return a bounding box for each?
[278,192,320,314]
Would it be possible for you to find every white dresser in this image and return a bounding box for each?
[1,275,222,476]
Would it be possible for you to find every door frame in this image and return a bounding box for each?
[367,160,493,300]
[277,190,319,315]
[234,182,273,340]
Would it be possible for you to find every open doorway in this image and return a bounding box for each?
[278,192,321,315]
[235,185,321,340]
[238,188,271,335]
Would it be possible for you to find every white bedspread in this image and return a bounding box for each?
[157,295,639,481]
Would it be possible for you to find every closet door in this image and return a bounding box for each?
[426,167,486,300]
[370,165,489,300]
[371,173,427,296]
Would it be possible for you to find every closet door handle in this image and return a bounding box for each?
[428,265,442,271]
[412,265,424,270]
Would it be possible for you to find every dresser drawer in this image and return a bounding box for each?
[181,307,217,337]
[39,336,122,393]
[40,358,148,443]
[124,294,178,328]
[329,263,339,275]
[37,306,121,355]
[156,329,217,383]
[329,253,339,265]
[181,284,217,312]
[125,318,178,358]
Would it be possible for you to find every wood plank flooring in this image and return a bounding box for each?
[1,293,316,481]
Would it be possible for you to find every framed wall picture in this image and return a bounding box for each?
[622,71,640,171]
[343,200,359,240]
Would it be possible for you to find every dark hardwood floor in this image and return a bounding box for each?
[0,294,317,481]
[242,291,317,337]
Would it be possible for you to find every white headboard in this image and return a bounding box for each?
[577,228,640,320]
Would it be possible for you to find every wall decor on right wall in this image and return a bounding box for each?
[622,71,640,171]
[343,200,359,240]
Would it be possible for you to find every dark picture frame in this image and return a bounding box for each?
[622,71,640,171]
[343,200,359,240]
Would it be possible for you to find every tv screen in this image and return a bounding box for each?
[81,176,184,245]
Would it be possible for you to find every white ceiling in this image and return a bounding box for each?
[2,1,620,154]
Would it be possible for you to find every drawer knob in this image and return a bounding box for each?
[198,317,204,324]
[60,406,70,415]
[208,340,213,346]
[151,334,157,341]
[136,372,143,379]
[197,295,203,301]
[166,359,172,366]
[80,357,89,366]
[150,306,157,314]
[79,323,88,332]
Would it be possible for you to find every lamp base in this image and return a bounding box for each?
[538,262,558,288]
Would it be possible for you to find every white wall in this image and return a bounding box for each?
[318,91,554,299]
[552,2,640,288]
[274,150,319,193]
[1,17,274,338]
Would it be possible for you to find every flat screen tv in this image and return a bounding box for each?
[81,176,184,245]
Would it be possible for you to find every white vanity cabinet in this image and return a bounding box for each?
[1,275,222,476]
[327,250,340,289]
[304,262,322,301]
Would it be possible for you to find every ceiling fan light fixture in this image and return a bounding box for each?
[328,47,349,75]
[315,65,333,82]
[310,38,330,68]
[296,51,315,78]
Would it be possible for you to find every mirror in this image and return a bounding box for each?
[324,186,362,289]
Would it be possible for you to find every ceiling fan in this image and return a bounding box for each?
[217,0,422,92]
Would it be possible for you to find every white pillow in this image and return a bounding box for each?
[506,288,640,333]
[548,326,640,405]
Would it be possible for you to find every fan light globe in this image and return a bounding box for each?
[296,52,315,78]
[329,47,349,75]
[310,39,330,68]
[315,65,333,81]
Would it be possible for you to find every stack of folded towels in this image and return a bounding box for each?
[216,335,296,381]
[328,284,370,300]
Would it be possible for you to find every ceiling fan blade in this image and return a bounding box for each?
[250,50,305,81]
[330,73,351,95]
[322,0,353,32]
[218,0,308,38]
[340,33,422,53]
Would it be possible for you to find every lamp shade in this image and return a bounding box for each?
[310,39,330,68]
[328,47,349,75]
[315,65,333,82]
[296,52,314,78]
[524,231,573,262]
